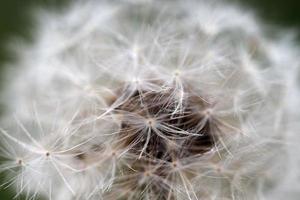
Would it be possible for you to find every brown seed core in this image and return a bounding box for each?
[115,87,215,160]
[107,83,217,199]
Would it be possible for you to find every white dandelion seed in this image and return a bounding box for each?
[0,0,300,200]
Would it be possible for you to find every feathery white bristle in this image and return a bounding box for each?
[1,0,300,199]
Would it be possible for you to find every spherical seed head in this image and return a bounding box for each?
[0,0,299,200]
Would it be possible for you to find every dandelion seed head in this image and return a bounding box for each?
[0,0,299,199]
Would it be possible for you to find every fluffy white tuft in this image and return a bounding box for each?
[0,0,300,199]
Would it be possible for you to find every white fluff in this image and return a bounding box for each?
[0,0,299,199]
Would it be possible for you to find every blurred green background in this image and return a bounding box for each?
[0,0,299,199]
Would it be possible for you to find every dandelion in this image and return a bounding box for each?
[0,0,299,199]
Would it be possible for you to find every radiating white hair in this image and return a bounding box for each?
[0,0,299,199]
